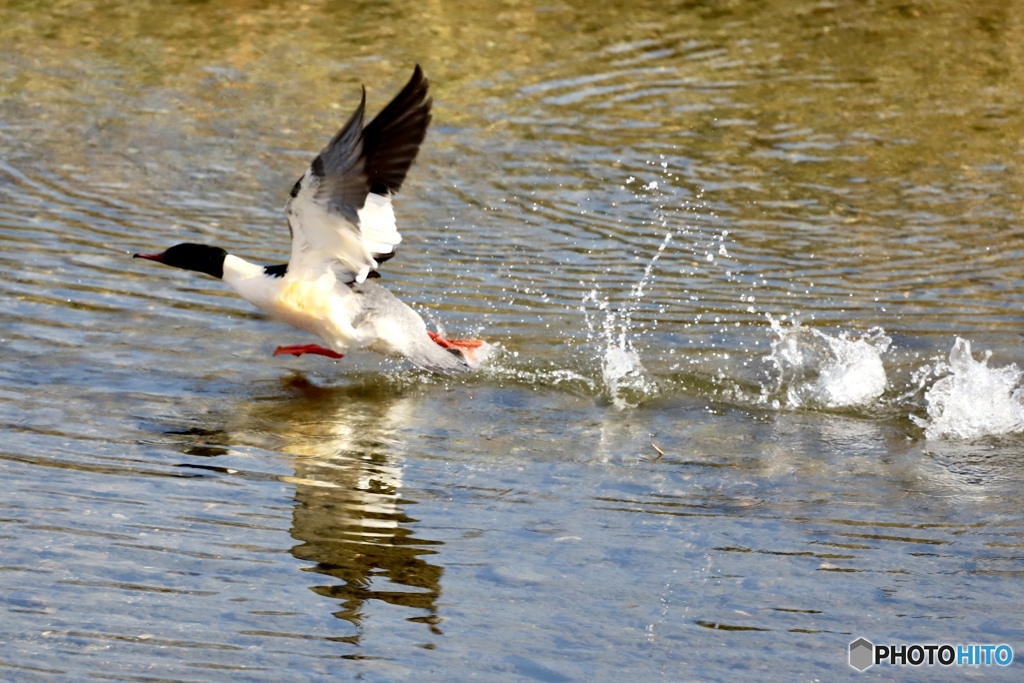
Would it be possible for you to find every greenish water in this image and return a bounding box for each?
[2,1,1024,681]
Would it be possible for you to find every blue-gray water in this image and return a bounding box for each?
[2,1,1024,680]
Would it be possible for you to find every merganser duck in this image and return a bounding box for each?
[135,66,486,374]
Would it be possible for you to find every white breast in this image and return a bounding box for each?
[221,255,365,350]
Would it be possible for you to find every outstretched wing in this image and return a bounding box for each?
[284,65,432,283]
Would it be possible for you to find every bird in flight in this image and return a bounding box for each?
[135,66,487,374]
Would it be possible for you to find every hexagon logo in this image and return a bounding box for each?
[849,638,874,671]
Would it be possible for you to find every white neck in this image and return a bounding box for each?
[221,254,281,308]
[222,254,265,282]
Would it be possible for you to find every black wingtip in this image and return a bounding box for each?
[293,66,431,246]
[360,65,432,196]
[313,84,367,181]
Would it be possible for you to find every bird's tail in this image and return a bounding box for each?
[351,281,489,375]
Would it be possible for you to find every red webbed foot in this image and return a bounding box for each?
[273,344,345,359]
[428,331,485,351]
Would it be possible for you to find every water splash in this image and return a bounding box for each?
[765,319,891,409]
[911,338,1024,440]
[484,358,598,395]
[582,288,655,410]
[581,229,671,409]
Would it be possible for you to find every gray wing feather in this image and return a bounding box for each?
[285,67,433,282]
[309,89,368,226]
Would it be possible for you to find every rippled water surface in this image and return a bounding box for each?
[3,1,1024,681]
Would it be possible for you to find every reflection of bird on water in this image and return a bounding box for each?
[276,377,443,636]
[168,373,445,640]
